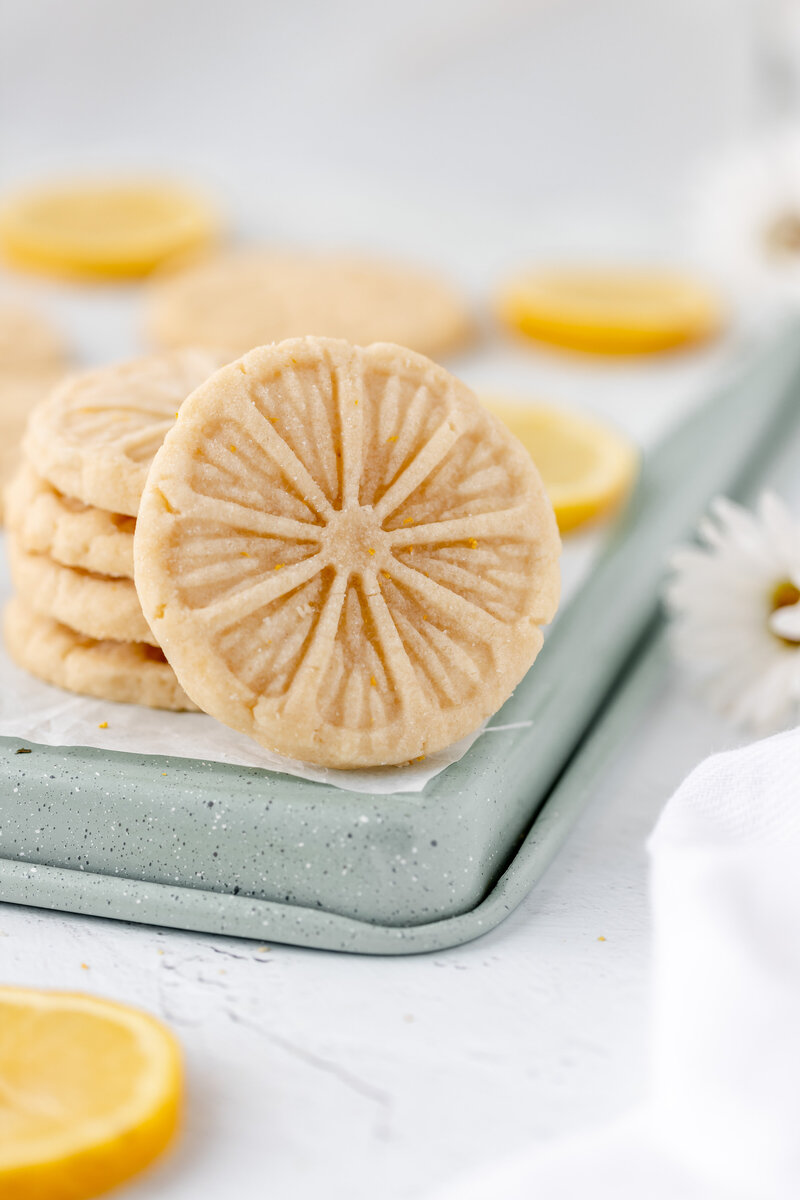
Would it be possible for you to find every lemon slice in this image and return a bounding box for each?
[0,987,182,1199]
[0,180,218,279]
[482,398,639,533]
[496,267,721,354]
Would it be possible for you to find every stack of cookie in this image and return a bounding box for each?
[0,302,71,519]
[4,334,562,767]
[3,348,226,711]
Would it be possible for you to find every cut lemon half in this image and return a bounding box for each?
[0,180,218,279]
[0,987,182,1199]
[495,267,721,354]
[482,398,639,533]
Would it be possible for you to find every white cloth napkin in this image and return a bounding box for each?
[429,727,800,1200]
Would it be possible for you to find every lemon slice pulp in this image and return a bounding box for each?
[496,267,721,354]
[0,987,182,1199]
[482,398,639,532]
[0,180,218,279]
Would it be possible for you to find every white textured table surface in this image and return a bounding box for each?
[1,284,798,1200]
[0,676,743,1200]
[0,4,785,1193]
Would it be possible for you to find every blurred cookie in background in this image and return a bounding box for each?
[145,249,475,359]
[0,300,69,371]
[0,301,71,520]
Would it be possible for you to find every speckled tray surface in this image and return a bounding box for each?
[2,328,799,953]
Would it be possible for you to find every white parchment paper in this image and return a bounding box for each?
[0,551,491,795]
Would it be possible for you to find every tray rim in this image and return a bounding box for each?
[3,325,800,953]
[0,635,666,955]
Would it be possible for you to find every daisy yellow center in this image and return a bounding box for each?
[770,579,800,646]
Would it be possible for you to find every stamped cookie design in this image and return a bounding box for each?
[4,599,197,711]
[135,338,560,768]
[24,348,229,516]
[146,250,475,360]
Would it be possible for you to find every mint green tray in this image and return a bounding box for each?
[2,328,799,953]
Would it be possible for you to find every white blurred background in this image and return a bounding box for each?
[5,0,795,583]
[0,0,773,272]
[3,0,800,473]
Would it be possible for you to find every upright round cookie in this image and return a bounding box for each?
[145,250,475,359]
[23,348,229,516]
[135,337,560,768]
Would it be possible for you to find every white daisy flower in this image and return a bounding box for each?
[689,130,800,314]
[666,492,800,732]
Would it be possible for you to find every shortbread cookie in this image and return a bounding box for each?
[135,337,560,768]
[4,598,197,711]
[0,302,68,371]
[7,537,157,646]
[145,250,475,359]
[0,369,66,520]
[23,348,228,516]
[5,463,135,578]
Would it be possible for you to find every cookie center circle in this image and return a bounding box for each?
[325,505,387,573]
